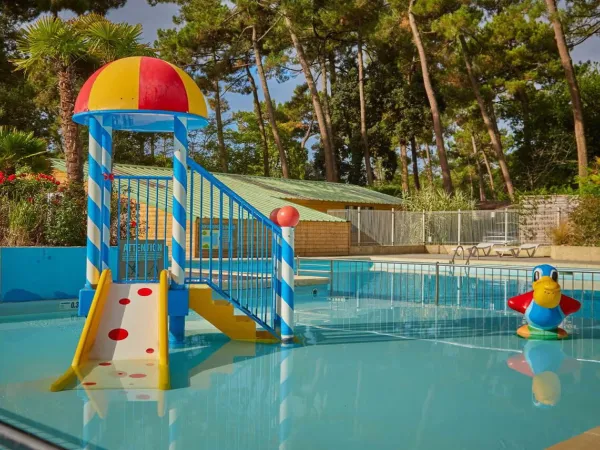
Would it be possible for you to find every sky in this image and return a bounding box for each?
[105,0,304,117]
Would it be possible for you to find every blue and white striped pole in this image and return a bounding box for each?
[169,407,179,450]
[82,399,94,450]
[279,345,293,450]
[275,237,282,331]
[280,226,295,344]
[100,115,113,272]
[171,116,188,287]
[85,115,103,287]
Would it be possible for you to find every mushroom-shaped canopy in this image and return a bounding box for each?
[73,56,208,132]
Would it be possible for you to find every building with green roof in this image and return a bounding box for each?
[51,159,402,256]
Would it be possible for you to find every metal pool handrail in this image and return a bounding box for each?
[0,419,65,450]
[297,257,600,274]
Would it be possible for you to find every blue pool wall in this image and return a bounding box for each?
[0,247,118,302]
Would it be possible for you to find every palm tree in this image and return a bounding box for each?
[14,15,153,183]
[0,127,48,175]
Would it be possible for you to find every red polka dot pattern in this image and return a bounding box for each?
[138,288,152,296]
[146,363,154,366]
[83,382,96,386]
[119,298,131,305]
[108,328,129,341]
[137,394,150,400]
[146,348,154,354]
[111,371,128,377]
[129,373,147,378]
[99,362,111,366]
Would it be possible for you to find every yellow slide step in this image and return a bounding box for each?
[189,286,278,343]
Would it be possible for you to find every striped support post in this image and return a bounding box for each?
[279,345,293,450]
[169,407,179,450]
[81,399,94,450]
[85,116,103,287]
[280,226,295,344]
[100,115,113,272]
[275,237,282,331]
[171,116,188,287]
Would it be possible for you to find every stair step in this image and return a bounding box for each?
[235,316,253,323]
[213,300,231,308]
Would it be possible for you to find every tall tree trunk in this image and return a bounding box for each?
[408,0,453,194]
[252,27,289,178]
[319,53,338,180]
[545,0,588,182]
[58,69,82,182]
[284,15,336,181]
[245,63,270,177]
[301,120,314,149]
[459,35,514,200]
[471,135,487,202]
[399,139,410,194]
[410,136,421,190]
[213,79,228,173]
[480,148,496,196]
[425,143,434,185]
[357,30,374,185]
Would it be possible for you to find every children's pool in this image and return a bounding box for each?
[2,268,600,449]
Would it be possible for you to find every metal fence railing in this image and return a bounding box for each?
[297,258,600,321]
[328,208,568,247]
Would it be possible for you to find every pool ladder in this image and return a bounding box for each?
[449,245,477,265]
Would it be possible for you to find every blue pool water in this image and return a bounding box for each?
[2,273,600,449]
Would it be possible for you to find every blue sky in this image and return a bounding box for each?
[106,0,305,118]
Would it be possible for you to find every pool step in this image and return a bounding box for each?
[189,285,279,343]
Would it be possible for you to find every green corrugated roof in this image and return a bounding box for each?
[53,159,395,222]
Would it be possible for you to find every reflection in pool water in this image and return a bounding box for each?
[2,290,600,449]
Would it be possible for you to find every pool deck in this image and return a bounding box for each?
[306,254,600,270]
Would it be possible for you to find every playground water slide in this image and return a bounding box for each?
[51,270,170,392]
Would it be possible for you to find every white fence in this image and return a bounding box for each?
[328,208,569,246]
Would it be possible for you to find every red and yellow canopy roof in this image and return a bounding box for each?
[73,56,208,132]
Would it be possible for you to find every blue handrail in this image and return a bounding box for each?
[186,158,282,234]
[186,157,282,336]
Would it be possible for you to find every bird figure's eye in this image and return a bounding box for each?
[533,269,542,282]
[551,270,558,282]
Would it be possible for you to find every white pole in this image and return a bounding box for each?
[457,209,462,246]
[504,207,509,244]
[357,207,361,246]
[391,208,395,246]
[422,210,426,244]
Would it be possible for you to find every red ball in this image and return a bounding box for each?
[269,208,280,225]
[277,206,300,228]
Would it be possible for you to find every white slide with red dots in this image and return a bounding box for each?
[51,269,170,393]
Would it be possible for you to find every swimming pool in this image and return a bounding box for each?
[2,262,600,449]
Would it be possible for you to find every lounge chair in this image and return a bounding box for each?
[493,243,547,258]
[468,242,496,257]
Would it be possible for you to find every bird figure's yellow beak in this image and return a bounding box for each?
[533,276,561,308]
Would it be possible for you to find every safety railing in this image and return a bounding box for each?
[113,175,171,283]
[185,158,282,334]
[297,258,600,321]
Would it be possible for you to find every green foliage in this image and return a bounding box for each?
[554,196,600,246]
[0,172,88,246]
[0,127,48,175]
[402,185,476,211]
[44,183,87,246]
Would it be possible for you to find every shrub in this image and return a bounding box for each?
[549,221,573,246]
[6,200,46,246]
[44,183,87,246]
[568,196,600,246]
[403,185,476,211]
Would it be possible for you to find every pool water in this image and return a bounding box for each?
[2,286,600,449]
